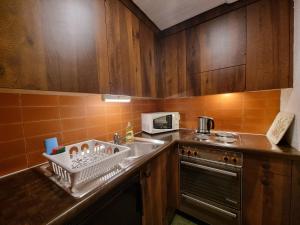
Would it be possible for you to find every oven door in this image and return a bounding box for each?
[180,156,241,225]
[153,114,173,129]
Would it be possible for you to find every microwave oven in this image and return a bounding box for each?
[141,112,180,134]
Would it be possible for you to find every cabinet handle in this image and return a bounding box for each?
[182,194,237,219]
[181,161,238,177]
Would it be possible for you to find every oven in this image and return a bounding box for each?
[179,145,243,225]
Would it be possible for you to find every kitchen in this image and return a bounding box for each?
[0,0,299,224]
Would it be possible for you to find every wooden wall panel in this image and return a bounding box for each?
[246,0,291,90]
[199,8,246,72]
[160,31,187,98]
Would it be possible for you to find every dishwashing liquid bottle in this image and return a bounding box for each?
[125,122,134,143]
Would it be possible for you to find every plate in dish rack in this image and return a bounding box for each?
[266,112,294,145]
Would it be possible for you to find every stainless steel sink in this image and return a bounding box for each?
[124,137,165,159]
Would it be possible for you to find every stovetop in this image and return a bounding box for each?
[191,131,241,145]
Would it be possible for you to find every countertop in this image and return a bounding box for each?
[136,129,300,160]
[0,129,299,225]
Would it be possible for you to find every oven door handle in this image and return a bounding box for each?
[181,161,238,177]
[182,194,237,219]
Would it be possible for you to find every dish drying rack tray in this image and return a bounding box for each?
[43,140,130,189]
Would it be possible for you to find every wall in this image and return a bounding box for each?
[0,91,159,176]
[280,0,300,150]
[159,90,280,134]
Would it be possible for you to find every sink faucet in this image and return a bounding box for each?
[113,133,121,145]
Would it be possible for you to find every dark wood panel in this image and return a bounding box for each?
[141,151,168,225]
[160,31,187,98]
[186,25,201,76]
[200,65,245,95]
[105,0,141,96]
[187,66,245,96]
[0,0,48,90]
[166,145,180,224]
[242,155,291,225]
[119,0,160,34]
[94,0,110,94]
[291,162,300,225]
[161,0,259,37]
[139,21,157,97]
[246,0,291,90]
[0,0,108,94]
[199,8,246,72]
[40,0,102,93]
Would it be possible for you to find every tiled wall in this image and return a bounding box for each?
[159,90,280,134]
[0,92,159,176]
[0,89,280,176]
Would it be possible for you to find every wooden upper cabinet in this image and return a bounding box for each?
[139,21,157,97]
[0,0,108,94]
[160,31,187,98]
[242,155,291,225]
[0,0,48,90]
[246,0,292,91]
[105,0,141,96]
[199,8,246,72]
[186,8,246,96]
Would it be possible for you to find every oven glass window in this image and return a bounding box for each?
[153,115,172,129]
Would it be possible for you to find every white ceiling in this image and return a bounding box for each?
[133,0,239,30]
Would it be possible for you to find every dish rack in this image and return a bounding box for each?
[43,140,130,189]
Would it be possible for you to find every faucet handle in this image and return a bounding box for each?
[113,133,121,144]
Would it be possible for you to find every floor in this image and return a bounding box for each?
[171,214,198,225]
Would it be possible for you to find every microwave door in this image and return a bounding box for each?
[153,115,172,129]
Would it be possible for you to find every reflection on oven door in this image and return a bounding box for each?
[180,193,241,225]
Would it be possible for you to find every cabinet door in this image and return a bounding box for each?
[199,8,246,72]
[141,151,168,225]
[291,162,300,225]
[105,0,141,96]
[0,0,109,94]
[166,146,180,224]
[242,155,291,225]
[0,0,48,90]
[160,31,187,98]
[139,21,157,97]
[187,65,245,96]
[246,0,291,90]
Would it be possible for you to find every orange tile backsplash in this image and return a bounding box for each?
[159,90,280,134]
[0,92,159,176]
[0,89,280,176]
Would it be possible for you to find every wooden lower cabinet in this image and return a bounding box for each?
[242,155,291,225]
[291,162,300,225]
[140,145,179,225]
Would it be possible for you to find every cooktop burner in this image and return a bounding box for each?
[193,131,240,144]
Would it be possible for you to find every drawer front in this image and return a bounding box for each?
[244,155,291,176]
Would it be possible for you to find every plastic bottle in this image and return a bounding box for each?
[125,122,134,143]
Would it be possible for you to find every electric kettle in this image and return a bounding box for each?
[197,116,215,134]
